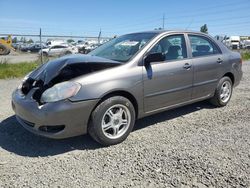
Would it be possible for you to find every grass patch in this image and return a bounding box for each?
[0,61,40,79]
[241,51,250,61]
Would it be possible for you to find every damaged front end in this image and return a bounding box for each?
[19,55,122,104]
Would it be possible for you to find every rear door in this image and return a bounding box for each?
[143,34,193,112]
[188,34,223,99]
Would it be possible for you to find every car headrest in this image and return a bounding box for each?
[168,45,181,54]
[196,45,210,52]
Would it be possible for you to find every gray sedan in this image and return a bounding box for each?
[12,30,243,146]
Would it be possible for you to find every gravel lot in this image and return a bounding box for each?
[0,52,39,63]
[0,61,250,187]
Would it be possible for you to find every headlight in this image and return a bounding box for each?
[41,81,81,103]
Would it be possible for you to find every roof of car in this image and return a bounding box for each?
[127,30,205,35]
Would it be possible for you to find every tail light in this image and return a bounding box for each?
[240,58,243,64]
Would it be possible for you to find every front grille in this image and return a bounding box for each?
[232,45,238,49]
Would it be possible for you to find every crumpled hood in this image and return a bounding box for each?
[29,54,121,85]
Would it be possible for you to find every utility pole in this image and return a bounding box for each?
[39,28,43,64]
[98,28,102,45]
[162,14,165,30]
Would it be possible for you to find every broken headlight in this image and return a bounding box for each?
[17,71,32,90]
[41,81,81,103]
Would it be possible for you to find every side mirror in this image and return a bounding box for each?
[144,52,164,65]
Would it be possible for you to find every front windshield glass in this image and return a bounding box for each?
[89,33,157,62]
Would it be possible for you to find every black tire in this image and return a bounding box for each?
[42,52,48,57]
[65,51,72,55]
[88,96,136,146]
[0,44,10,55]
[210,76,233,107]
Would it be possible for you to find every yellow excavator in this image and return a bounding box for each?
[0,35,13,55]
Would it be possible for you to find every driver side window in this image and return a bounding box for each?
[150,34,187,61]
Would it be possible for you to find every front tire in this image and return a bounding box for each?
[0,44,10,55]
[88,96,136,146]
[210,76,233,107]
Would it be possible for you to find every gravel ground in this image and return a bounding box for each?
[0,61,250,188]
[0,52,39,63]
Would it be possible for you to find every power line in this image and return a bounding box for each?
[0,33,111,39]
[98,5,250,32]
[2,4,250,35]
[110,1,250,29]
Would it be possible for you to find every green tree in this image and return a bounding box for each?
[27,39,34,44]
[12,37,18,43]
[154,27,163,30]
[20,37,27,43]
[67,39,75,43]
[200,24,208,33]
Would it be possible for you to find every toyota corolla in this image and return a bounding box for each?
[12,30,243,146]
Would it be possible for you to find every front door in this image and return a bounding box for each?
[143,34,193,112]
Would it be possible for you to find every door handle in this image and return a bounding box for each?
[183,63,192,69]
[217,58,223,63]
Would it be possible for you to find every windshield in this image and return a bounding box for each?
[89,33,157,62]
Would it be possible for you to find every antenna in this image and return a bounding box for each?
[185,19,194,30]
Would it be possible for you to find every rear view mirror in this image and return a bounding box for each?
[144,52,164,65]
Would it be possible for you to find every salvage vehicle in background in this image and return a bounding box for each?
[77,41,105,54]
[83,43,100,54]
[12,30,242,146]
[46,39,66,46]
[242,40,250,49]
[224,36,241,50]
[0,35,14,55]
[76,41,89,54]
[39,44,78,56]
[21,43,47,52]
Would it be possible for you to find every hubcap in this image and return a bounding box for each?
[220,81,231,103]
[101,104,131,139]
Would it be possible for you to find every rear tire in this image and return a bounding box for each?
[65,51,72,55]
[42,52,48,57]
[210,76,233,107]
[88,96,136,146]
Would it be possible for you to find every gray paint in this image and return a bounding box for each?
[12,30,243,139]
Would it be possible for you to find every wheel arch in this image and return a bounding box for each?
[87,90,139,133]
[99,90,138,118]
[89,90,139,123]
[223,72,235,85]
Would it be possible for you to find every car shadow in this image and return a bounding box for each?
[0,101,214,157]
[134,101,215,132]
[0,116,101,157]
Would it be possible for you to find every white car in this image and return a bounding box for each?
[46,40,66,46]
[76,41,88,49]
[243,40,250,49]
[40,44,78,56]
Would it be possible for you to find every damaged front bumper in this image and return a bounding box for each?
[12,88,98,139]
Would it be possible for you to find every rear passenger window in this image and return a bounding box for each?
[150,34,187,61]
[188,35,221,57]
